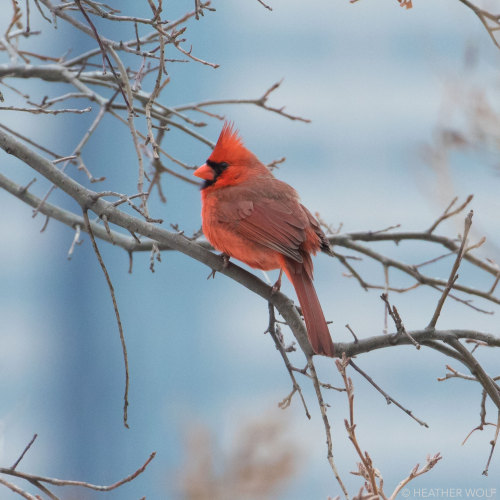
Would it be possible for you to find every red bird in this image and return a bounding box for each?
[194,123,335,357]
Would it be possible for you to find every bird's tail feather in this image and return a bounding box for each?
[283,258,335,357]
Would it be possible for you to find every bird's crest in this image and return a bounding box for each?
[208,121,247,163]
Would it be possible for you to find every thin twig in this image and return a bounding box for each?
[308,357,349,499]
[482,411,500,476]
[335,251,369,291]
[427,195,473,233]
[266,303,310,419]
[336,355,379,495]
[462,389,490,444]
[67,224,82,259]
[349,360,428,427]
[445,337,500,410]
[428,210,473,329]
[33,94,116,217]
[0,105,91,114]
[82,209,129,428]
[457,0,500,51]
[144,33,164,162]
[10,434,38,471]
[0,452,156,491]
[149,242,161,272]
[73,0,132,111]
[389,453,442,500]
[345,324,359,343]
[257,0,273,10]
[108,46,147,207]
[381,293,420,349]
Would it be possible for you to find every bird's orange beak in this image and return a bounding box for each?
[193,163,215,181]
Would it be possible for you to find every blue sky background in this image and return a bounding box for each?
[1,0,500,498]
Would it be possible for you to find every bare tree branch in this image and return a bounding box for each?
[0,451,156,495]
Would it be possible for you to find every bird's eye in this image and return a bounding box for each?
[207,159,229,175]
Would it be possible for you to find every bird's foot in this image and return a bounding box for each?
[207,253,230,280]
[271,269,283,295]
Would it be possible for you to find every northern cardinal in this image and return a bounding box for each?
[194,123,335,357]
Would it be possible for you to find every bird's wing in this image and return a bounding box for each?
[300,203,332,254]
[217,190,309,263]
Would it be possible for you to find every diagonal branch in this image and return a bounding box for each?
[428,210,473,328]
[349,360,428,427]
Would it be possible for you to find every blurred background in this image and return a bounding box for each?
[1,0,500,498]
